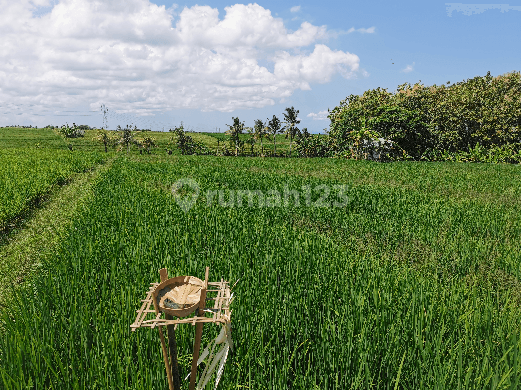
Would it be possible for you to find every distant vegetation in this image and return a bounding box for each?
[6,70,519,163]
[170,71,521,163]
[171,107,311,158]
[310,70,521,163]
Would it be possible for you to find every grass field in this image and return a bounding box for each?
[1,127,521,389]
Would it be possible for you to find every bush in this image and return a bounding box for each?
[318,71,521,162]
[58,123,85,138]
[294,133,331,158]
[170,125,213,155]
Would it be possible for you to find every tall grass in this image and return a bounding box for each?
[1,155,521,389]
[0,149,103,228]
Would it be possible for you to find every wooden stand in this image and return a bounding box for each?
[131,267,233,390]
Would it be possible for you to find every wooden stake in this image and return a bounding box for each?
[160,268,182,390]
[189,266,209,390]
[153,274,175,390]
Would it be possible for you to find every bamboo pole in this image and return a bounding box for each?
[189,266,209,390]
[160,268,182,390]
[153,275,174,390]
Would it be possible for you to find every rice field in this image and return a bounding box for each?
[0,148,104,229]
[1,152,521,389]
[0,127,68,149]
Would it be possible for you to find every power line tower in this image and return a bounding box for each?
[100,104,109,130]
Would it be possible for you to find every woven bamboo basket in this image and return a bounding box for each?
[152,275,204,318]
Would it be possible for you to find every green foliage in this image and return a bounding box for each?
[95,129,116,153]
[225,117,245,156]
[244,126,256,155]
[268,115,282,156]
[2,155,521,389]
[282,106,301,157]
[171,125,212,155]
[429,142,521,163]
[137,135,157,154]
[324,71,521,162]
[295,133,330,157]
[115,125,139,153]
[57,123,85,138]
[253,119,270,156]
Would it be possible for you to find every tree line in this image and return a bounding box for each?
[173,107,311,157]
[174,71,520,163]
[55,71,520,163]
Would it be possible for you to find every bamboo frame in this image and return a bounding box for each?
[131,267,233,390]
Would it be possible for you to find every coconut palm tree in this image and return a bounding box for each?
[267,115,283,156]
[282,106,301,157]
[245,127,257,155]
[254,119,269,156]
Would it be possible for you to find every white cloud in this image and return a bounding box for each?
[402,62,415,73]
[446,3,521,17]
[290,5,301,13]
[347,26,376,34]
[307,110,329,120]
[0,0,364,118]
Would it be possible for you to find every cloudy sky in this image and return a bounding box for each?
[1,0,520,132]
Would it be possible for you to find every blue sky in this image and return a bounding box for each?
[1,1,519,132]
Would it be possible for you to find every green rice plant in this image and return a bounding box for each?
[0,127,67,149]
[0,149,104,230]
[1,155,521,389]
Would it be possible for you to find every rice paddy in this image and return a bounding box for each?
[1,128,521,389]
[0,148,104,230]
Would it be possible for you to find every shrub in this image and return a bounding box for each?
[171,125,213,155]
[58,123,85,138]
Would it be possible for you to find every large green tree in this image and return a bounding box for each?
[326,71,521,161]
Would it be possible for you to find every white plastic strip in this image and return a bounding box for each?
[197,345,227,389]
[214,344,230,389]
